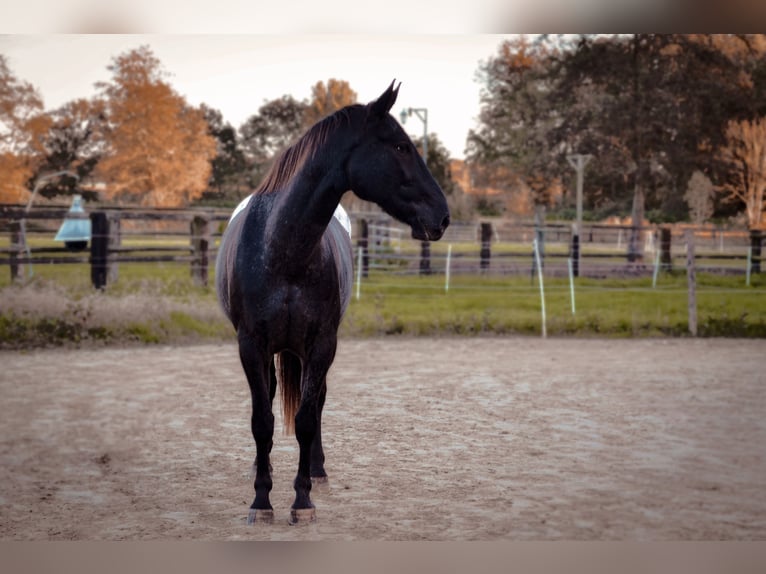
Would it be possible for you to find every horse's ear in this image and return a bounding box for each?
[369,80,400,118]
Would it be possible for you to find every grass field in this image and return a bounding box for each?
[344,270,766,337]
[1,254,765,348]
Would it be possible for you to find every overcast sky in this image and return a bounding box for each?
[1,35,519,159]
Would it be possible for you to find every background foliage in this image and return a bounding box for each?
[2,36,766,229]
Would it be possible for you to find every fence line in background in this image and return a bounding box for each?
[2,206,764,291]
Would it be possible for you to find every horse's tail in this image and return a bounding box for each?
[275,351,302,435]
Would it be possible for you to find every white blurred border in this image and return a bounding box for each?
[3,0,763,34]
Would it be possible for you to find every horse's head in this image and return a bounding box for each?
[347,81,450,241]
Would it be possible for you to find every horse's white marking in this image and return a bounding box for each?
[229,193,351,237]
[333,204,351,236]
[229,194,253,222]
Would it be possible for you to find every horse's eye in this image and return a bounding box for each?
[394,142,409,154]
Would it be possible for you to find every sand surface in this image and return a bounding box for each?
[1,337,764,540]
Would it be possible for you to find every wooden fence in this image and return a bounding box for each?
[354,216,763,278]
[1,204,763,288]
[0,205,231,288]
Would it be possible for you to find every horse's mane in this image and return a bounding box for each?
[254,104,363,196]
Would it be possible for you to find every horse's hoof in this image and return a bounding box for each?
[247,508,274,525]
[288,507,316,525]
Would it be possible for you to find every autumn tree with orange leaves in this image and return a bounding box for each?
[0,55,50,203]
[93,46,216,207]
[303,79,357,127]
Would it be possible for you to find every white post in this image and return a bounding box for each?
[567,257,576,315]
[685,229,697,337]
[652,247,661,288]
[445,243,452,294]
[534,238,547,338]
[355,246,363,300]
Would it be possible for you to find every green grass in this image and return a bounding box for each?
[341,271,766,338]
[1,256,765,348]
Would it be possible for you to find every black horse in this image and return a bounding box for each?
[216,81,449,524]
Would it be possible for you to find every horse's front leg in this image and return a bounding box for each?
[290,338,336,524]
[238,331,275,524]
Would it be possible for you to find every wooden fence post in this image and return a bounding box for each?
[9,220,24,282]
[419,241,431,275]
[357,218,369,278]
[570,224,580,277]
[90,212,109,289]
[190,215,210,287]
[660,226,672,271]
[750,229,762,274]
[480,222,492,272]
[108,216,120,284]
[685,229,697,336]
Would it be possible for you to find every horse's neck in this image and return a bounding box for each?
[266,158,348,267]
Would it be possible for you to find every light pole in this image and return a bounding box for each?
[400,107,431,275]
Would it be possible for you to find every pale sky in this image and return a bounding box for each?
[0,35,519,159]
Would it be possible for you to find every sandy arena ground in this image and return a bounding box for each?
[1,337,764,540]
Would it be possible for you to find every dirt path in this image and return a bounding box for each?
[1,337,764,540]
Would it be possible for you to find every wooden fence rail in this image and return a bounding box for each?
[2,205,763,288]
[1,206,230,289]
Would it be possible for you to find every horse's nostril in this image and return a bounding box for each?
[441,215,451,230]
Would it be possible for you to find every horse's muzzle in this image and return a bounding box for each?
[413,214,450,241]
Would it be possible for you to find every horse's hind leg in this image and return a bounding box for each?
[290,336,337,524]
[250,358,278,480]
[238,331,275,524]
[310,380,328,484]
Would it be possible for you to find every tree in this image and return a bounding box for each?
[239,95,307,189]
[412,133,457,197]
[303,79,357,127]
[93,46,217,207]
[0,55,50,203]
[467,36,562,207]
[201,105,246,201]
[32,98,105,200]
[543,35,757,249]
[684,170,715,225]
[717,118,766,229]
